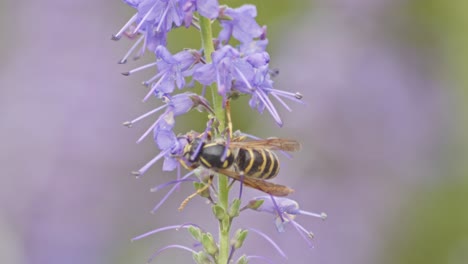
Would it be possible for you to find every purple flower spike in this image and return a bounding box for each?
[219,5,263,44]
[248,196,327,247]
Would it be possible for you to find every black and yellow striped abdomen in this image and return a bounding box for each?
[235,148,279,179]
[184,139,280,179]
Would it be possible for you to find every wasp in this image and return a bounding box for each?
[180,132,300,197]
[176,101,300,210]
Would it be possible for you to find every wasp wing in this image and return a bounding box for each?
[215,168,294,197]
[229,138,301,152]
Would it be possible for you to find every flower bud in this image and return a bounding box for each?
[201,233,219,256]
[232,229,248,249]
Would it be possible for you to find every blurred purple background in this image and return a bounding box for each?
[1,1,467,264]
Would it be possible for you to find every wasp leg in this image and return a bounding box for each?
[178,175,213,211]
[177,157,198,171]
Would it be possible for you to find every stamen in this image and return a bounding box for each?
[147,244,197,263]
[298,210,328,220]
[133,3,157,34]
[118,34,144,64]
[269,68,280,77]
[271,93,292,112]
[150,178,196,193]
[249,228,287,259]
[136,111,166,144]
[151,170,196,213]
[132,148,171,176]
[112,14,137,40]
[285,214,314,248]
[131,224,196,241]
[269,195,285,223]
[124,104,167,128]
[142,71,165,87]
[255,90,283,126]
[263,88,303,103]
[156,1,171,32]
[143,72,168,102]
[134,30,150,60]
[123,62,158,76]
[234,66,253,89]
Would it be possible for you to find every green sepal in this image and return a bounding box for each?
[236,255,248,264]
[247,199,264,211]
[232,229,248,249]
[229,198,241,218]
[212,204,226,220]
[193,251,213,264]
[188,226,203,242]
[201,233,219,256]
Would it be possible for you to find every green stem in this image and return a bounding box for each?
[199,15,230,264]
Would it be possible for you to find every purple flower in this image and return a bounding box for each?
[124,92,212,144]
[142,46,202,101]
[193,45,255,104]
[181,0,220,27]
[131,118,187,176]
[248,196,327,247]
[238,27,269,56]
[129,0,183,34]
[218,5,263,44]
[233,65,303,126]
[115,0,219,41]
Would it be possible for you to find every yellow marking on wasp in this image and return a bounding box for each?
[244,149,255,173]
[270,151,280,179]
[200,156,211,168]
[265,150,277,179]
[250,149,267,178]
[259,149,268,174]
[222,149,232,168]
